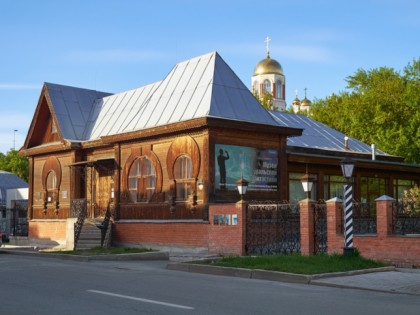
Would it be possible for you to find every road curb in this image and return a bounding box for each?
[0,248,169,261]
[167,262,395,285]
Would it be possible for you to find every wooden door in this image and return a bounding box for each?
[95,168,114,218]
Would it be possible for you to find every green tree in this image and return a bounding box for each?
[253,91,274,110]
[0,149,29,182]
[310,58,420,163]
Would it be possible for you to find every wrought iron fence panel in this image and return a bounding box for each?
[393,201,420,235]
[313,202,327,254]
[353,202,377,234]
[246,201,300,256]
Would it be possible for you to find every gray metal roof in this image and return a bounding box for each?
[45,82,112,141]
[0,170,28,204]
[269,111,389,155]
[84,52,279,140]
[42,51,390,157]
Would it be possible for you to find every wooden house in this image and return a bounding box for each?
[20,52,420,250]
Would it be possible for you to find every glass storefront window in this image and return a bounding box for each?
[324,175,347,200]
[394,179,417,199]
[289,173,317,203]
[360,177,386,203]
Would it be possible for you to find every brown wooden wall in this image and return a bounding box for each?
[31,152,75,219]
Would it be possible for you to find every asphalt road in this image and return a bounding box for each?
[0,253,419,315]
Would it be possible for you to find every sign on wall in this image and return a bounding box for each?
[215,144,278,191]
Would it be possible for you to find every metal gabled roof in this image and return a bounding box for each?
[269,111,389,155]
[83,52,281,140]
[0,170,28,204]
[45,82,112,141]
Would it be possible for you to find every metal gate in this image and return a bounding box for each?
[313,202,327,254]
[246,201,300,255]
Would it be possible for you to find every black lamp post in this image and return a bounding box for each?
[236,177,249,201]
[301,173,313,199]
[341,157,356,255]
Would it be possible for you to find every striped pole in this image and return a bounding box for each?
[343,184,353,249]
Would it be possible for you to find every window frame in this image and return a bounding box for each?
[263,79,272,93]
[128,156,157,203]
[46,170,57,203]
[174,155,194,201]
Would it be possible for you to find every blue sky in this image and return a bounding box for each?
[0,0,419,154]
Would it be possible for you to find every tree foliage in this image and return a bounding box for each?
[0,149,29,182]
[253,91,275,110]
[310,58,420,163]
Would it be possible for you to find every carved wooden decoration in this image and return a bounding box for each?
[41,156,62,190]
[122,146,164,202]
[166,136,201,180]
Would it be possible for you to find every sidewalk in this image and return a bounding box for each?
[167,260,420,296]
[311,268,420,296]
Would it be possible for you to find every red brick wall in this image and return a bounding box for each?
[113,221,210,248]
[29,221,67,241]
[326,197,420,267]
[208,202,246,255]
[113,202,247,255]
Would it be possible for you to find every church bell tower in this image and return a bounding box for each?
[251,37,286,111]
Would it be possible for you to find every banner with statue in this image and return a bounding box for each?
[215,144,278,191]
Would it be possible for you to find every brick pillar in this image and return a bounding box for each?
[376,195,395,237]
[300,198,315,255]
[236,200,247,256]
[326,197,343,254]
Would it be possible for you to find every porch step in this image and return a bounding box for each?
[76,219,103,250]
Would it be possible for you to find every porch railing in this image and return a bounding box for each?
[71,199,87,249]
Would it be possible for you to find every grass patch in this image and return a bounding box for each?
[206,252,387,275]
[47,246,152,256]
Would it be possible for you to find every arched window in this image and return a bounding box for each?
[46,171,57,203]
[174,155,193,201]
[253,81,259,94]
[263,79,271,93]
[276,80,282,98]
[128,157,156,202]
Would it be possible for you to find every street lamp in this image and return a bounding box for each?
[236,176,249,201]
[300,173,313,199]
[341,157,356,255]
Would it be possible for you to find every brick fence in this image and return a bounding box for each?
[110,196,420,266]
[300,196,420,267]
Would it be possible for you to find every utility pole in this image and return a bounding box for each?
[13,129,18,150]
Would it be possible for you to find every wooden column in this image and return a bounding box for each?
[114,143,121,221]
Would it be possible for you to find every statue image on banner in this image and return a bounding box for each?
[215,144,278,191]
[217,149,230,189]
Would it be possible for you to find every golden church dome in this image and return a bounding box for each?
[301,97,312,107]
[253,56,283,76]
[292,97,301,106]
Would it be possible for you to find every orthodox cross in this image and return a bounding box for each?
[265,36,271,57]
